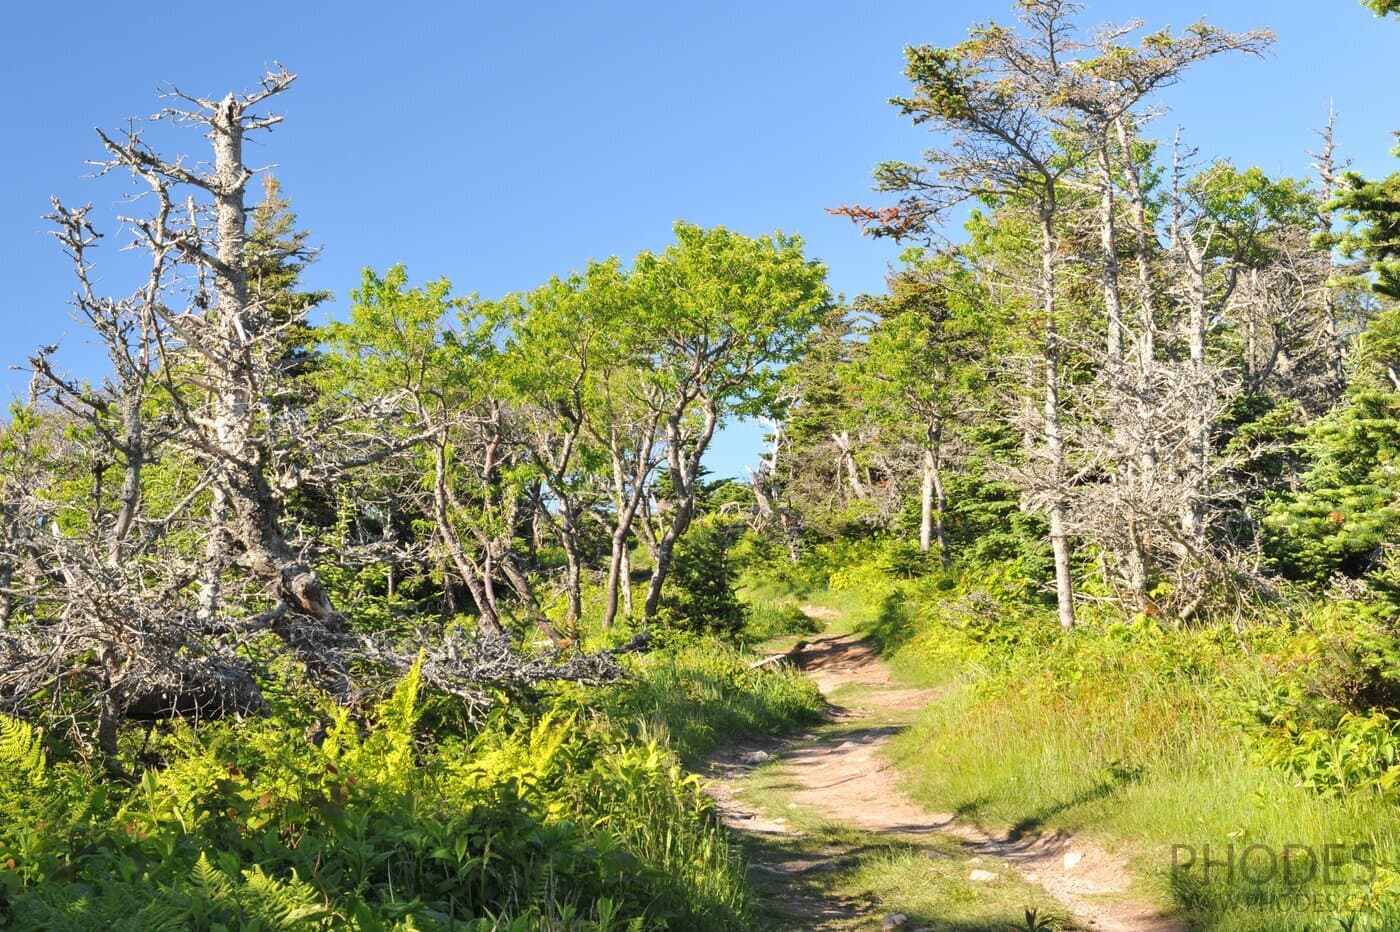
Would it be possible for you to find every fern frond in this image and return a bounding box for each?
[239,864,328,928]
[0,714,46,786]
[191,850,233,901]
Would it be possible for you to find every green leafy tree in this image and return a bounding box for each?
[630,222,830,623]
[767,305,870,540]
[325,265,516,637]
[1266,389,1400,585]
[1330,150,1400,303]
[488,261,626,628]
[246,174,331,373]
[854,251,997,563]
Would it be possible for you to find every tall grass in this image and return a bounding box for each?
[596,639,824,763]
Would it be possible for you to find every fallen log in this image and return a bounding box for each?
[748,640,807,670]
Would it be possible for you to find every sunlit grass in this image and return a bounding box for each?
[880,613,1400,930]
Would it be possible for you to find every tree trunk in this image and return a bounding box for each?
[620,544,634,617]
[833,430,867,500]
[919,452,934,554]
[930,453,949,567]
[1117,118,1162,608]
[643,404,718,623]
[1098,137,1125,367]
[1041,207,1076,631]
[918,444,948,566]
[198,92,341,624]
[600,419,657,630]
[560,505,584,626]
[1180,236,1211,546]
[431,438,504,637]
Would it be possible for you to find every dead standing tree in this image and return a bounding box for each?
[835,0,1087,628]
[109,69,339,625]
[2,70,623,756]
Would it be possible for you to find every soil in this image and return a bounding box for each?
[705,612,1186,932]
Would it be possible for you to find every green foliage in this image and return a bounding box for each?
[798,550,1400,929]
[630,222,832,422]
[1266,389,1400,585]
[0,715,46,790]
[740,600,818,644]
[655,515,746,639]
[0,642,812,930]
[1329,151,1400,300]
[596,641,823,764]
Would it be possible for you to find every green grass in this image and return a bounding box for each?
[740,599,819,646]
[866,596,1400,930]
[738,546,1400,929]
[603,639,825,765]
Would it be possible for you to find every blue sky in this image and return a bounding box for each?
[2,1,1395,477]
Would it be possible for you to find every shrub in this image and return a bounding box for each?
[0,651,772,930]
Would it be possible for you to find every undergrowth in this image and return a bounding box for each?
[0,636,823,930]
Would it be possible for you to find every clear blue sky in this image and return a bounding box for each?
[2,1,1394,478]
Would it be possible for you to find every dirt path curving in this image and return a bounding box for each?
[707,618,1185,932]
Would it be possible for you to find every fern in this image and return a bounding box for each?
[238,864,329,927]
[0,714,46,788]
[191,850,233,902]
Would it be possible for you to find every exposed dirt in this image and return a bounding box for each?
[706,616,1185,932]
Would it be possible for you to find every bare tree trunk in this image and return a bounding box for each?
[600,418,658,629]
[1309,104,1348,385]
[1181,238,1211,546]
[1168,133,1215,552]
[0,556,10,626]
[833,430,867,500]
[620,544,634,617]
[1041,208,1076,631]
[930,452,949,567]
[919,451,934,554]
[431,438,504,637]
[919,443,949,566]
[1116,117,1161,609]
[559,505,584,626]
[1098,137,1125,367]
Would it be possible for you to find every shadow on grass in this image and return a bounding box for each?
[1007,763,1144,841]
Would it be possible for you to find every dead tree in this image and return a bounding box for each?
[2,70,623,757]
[836,0,1087,627]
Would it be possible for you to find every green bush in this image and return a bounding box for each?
[655,516,745,639]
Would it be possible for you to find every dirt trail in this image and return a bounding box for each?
[707,611,1184,932]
